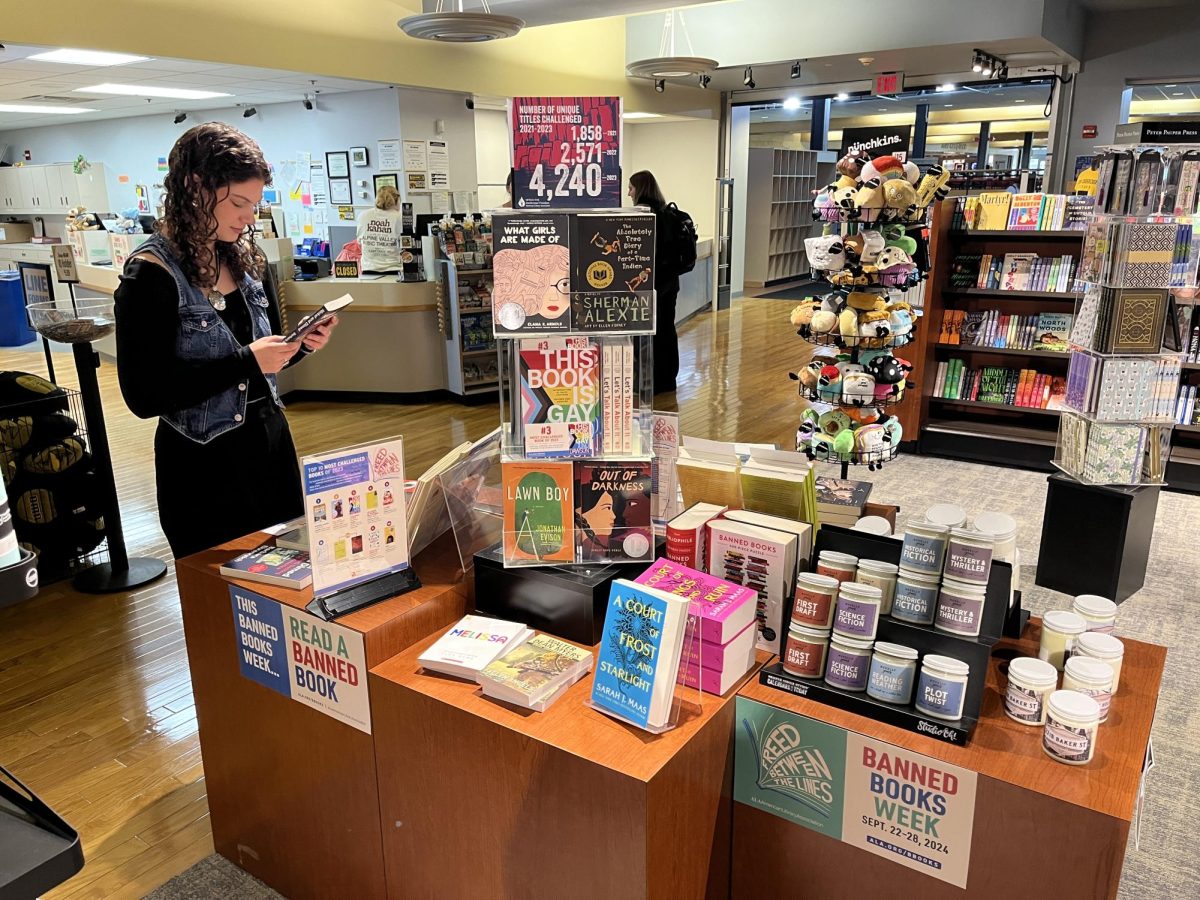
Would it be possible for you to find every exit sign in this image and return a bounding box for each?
[1082,124,1098,139]
[875,72,904,95]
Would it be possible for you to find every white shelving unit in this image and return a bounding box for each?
[0,162,111,215]
[744,148,821,287]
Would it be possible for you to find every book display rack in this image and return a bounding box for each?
[432,216,498,397]
[920,196,1084,469]
[789,152,951,476]
[483,207,658,569]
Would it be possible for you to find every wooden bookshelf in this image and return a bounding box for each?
[943,288,1082,301]
[1176,423,1200,434]
[934,344,1071,360]
[918,198,1084,469]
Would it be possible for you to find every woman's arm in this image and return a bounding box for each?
[114,258,259,418]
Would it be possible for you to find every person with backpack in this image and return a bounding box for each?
[628,171,697,393]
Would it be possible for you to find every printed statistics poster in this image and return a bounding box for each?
[511,96,621,210]
[734,697,978,888]
[230,585,371,733]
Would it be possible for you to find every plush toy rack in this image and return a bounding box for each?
[789,150,951,479]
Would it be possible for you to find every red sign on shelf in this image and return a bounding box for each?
[1082,124,1098,139]
[874,72,904,96]
[510,96,622,210]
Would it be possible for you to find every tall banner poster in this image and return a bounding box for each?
[734,697,978,889]
[511,96,622,210]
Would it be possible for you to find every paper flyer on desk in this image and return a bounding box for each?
[302,438,410,598]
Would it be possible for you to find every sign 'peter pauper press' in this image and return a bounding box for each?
[734,697,978,888]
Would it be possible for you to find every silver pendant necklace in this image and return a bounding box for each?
[207,257,226,311]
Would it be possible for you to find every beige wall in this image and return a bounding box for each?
[623,119,720,237]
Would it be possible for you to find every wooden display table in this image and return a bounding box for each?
[369,639,767,900]
[176,532,468,900]
[732,620,1164,899]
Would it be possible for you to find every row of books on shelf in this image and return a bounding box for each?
[938,310,1072,352]
[1066,352,1180,423]
[1175,385,1200,426]
[517,336,636,457]
[958,192,1094,232]
[950,252,1079,293]
[1058,412,1169,485]
[1078,218,1199,290]
[461,314,496,352]
[933,359,1065,409]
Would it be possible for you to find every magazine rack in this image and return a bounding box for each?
[488,207,659,569]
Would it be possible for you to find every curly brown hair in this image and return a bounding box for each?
[158,122,271,288]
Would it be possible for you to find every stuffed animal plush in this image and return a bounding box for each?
[854,423,889,470]
[804,235,846,271]
[838,306,859,343]
[882,178,918,212]
[903,161,921,184]
[858,231,887,265]
[817,365,843,402]
[914,165,953,209]
[832,184,858,218]
[112,208,142,235]
[858,307,892,344]
[832,428,856,459]
[850,179,885,222]
[881,414,904,445]
[881,224,918,256]
[837,148,872,180]
[887,300,915,341]
[842,372,876,407]
[829,270,870,288]
[846,291,882,312]
[860,155,906,185]
[876,247,915,286]
[790,301,819,330]
[818,409,853,438]
[813,295,841,335]
[789,359,825,396]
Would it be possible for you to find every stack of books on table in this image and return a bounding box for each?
[815,476,873,528]
[476,633,593,712]
[635,559,757,696]
[418,615,533,680]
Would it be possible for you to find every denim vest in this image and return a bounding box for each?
[131,235,280,445]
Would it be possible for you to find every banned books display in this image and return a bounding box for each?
[788,151,951,475]
[491,207,657,567]
[1054,175,1194,484]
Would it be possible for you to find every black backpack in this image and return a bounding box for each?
[660,202,698,275]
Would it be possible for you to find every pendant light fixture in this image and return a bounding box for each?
[399,0,524,43]
[626,8,717,83]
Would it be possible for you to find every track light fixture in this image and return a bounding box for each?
[698,74,711,89]
[242,106,257,118]
[972,52,983,73]
[743,66,755,90]
[654,79,665,93]
[303,94,314,110]
[971,50,1007,80]
[790,60,802,80]
[173,111,187,124]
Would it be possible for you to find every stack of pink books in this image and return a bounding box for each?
[634,558,757,695]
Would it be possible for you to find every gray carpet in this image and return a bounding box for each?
[145,455,1197,898]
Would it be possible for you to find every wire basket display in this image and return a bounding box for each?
[0,385,108,584]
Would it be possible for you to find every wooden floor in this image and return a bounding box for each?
[0,296,805,898]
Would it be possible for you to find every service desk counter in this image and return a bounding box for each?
[368,640,768,900]
[176,532,468,900]
[732,620,1164,899]
[278,277,446,396]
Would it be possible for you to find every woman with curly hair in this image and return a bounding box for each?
[114,122,338,558]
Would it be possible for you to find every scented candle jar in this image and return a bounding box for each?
[856,559,899,615]
[783,625,831,678]
[833,582,883,641]
[792,572,841,629]
[923,503,967,530]
[934,576,988,638]
[1072,595,1117,633]
[816,550,859,586]
[972,510,1017,563]
[899,521,950,575]
[1005,656,1058,726]
[943,528,994,585]
[1063,656,1115,722]
[914,654,970,721]
[891,568,941,625]
[866,642,918,705]
[1038,610,1088,671]
[1043,690,1101,766]
[824,635,873,692]
[1075,631,1125,693]
[852,516,893,535]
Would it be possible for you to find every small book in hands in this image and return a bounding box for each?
[285,294,353,343]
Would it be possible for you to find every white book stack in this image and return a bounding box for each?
[418,615,534,680]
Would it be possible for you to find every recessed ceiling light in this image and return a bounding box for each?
[761,116,769,119]
[879,108,888,111]
[944,104,953,107]
[0,103,97,115]
[621,111,661,120]
[1165,84,1178,88]
[74,82,232,100]
[27,48,151,66]
[835,92,849,101]
[783,97,801,111]
[1173,92,1185,96]
[936,83,956,92]
[1014,99,1026,103]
